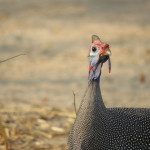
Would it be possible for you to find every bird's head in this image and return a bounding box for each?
[88,35,112,83]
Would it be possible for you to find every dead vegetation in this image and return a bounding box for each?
[0,107,75,150]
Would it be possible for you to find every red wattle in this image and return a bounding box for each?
[89,66,93,71]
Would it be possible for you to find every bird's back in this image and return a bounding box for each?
[69,107,150,150]
[107,107,150,150]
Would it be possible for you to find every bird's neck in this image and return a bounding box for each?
[89,80,106,110]
[78,79,106,114]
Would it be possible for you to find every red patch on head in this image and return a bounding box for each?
[89,40,110,57]
[101,43,109,50]
[100,43,109,56]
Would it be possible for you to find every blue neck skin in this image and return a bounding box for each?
[88,70,101,85]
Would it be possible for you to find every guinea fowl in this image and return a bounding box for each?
[68,35,150,150]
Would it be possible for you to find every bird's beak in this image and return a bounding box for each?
[103,50,111,56]
[100,49,112,56]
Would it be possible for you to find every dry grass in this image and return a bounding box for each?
[0,107,75,150]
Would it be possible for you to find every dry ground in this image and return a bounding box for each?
[0,0,149,149]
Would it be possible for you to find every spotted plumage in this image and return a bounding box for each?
[68,35,150,150]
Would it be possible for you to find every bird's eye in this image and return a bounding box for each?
[92,47,97,52]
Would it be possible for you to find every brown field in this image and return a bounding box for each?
[0,0,149,149]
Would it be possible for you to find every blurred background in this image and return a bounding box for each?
[0,0,149,149]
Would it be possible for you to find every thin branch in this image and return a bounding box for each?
[0,53,27,64]
[72,90,77,116]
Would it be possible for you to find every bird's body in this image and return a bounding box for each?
[68,82,150,150]
[68,35,150,150]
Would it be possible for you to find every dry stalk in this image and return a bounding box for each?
[72,90,77,116]
[0,124,8,150]
[0,53,26,64]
